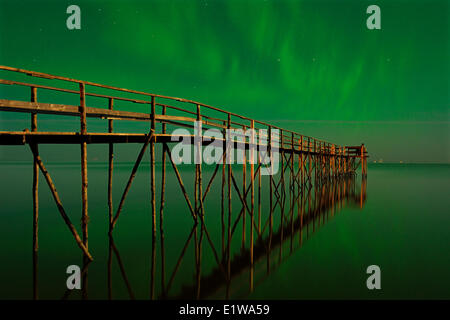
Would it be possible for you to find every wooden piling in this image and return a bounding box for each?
[227,113,232,288]
[150,95,156,300]
[111,131,154,228]
[160,105,167,297]
[290,133,295,252]
[79,83,88,249]
[226,114,232,280]
[28,144,92,260]
[221,152,226,257]
[241,130,246,250]
[108,98,114,227]
[164,145,197,220]
[300,136,304,187]
[196,104,204,299]
[308,138,312,187]
[279,130,285,261]
[80,83,90,297]
[257,158,261,234]
[267,126,273,273]
[31,86,38,300]
[250,120,255,291]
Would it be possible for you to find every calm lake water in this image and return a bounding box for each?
[0,162,449,299]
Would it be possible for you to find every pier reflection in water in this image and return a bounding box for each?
[45,175,366,300]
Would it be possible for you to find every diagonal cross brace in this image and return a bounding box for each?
[28,144,93,260]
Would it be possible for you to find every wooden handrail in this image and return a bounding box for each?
[0,65,365,155]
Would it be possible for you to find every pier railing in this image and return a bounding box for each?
[0,65,367,158]
[0,65,368,274]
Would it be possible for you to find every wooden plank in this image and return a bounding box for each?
[0,99,151,120]
[0,99,209,124]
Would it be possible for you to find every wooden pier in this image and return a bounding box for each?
[174,176,367,299]
[0,66,368,299]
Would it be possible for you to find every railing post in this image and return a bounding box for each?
[344,146,347,174]
[79,83,88,249]
[314,139,317,183]
[108,98,114,228]
[300,135,304,186]
[361,143,366,177]
[308,137,312,186]
[150,95,156,299]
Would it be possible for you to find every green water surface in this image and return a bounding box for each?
[0,162,449,299]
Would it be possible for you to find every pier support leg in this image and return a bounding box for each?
[226,114,232,298]
[250,120,255,291]
[195,104,204,299]
[221,158,226,257]
[28,144,92,260]
[31,86,39,300]
[267,126,273,274]
[257,158,261,235]
[108,98,114,228]
[160,106,167,298]
[150,96,156,300]
[79,83,89,250]
[242,145,246,250]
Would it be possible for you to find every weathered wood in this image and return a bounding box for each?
[31,87,38,253]
[279,130,285,261]
[221,157,226,256]
[111,132,154,229]
[195,104,203,300]
[108,98,114,226]
[228,165,263,238]
[164,145,197,220]
[0,66,368,286]
[159,105,167,297]
[250,120,255,291]
[0,66,356,159]
[0,79,151,104]
[31,86,39,300]
[257,158,261,234]
[80,83,88,248]
[0,99,197,123]
[242,134,246,250]
[28,144,92,260]
[226,113,232,288]
[268,126,273,273]
[150,94,156,247]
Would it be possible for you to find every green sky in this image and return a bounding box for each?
[0,0,448,162]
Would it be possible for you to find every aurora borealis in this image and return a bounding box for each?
[1,0,450,303]
[0,0,448,162]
